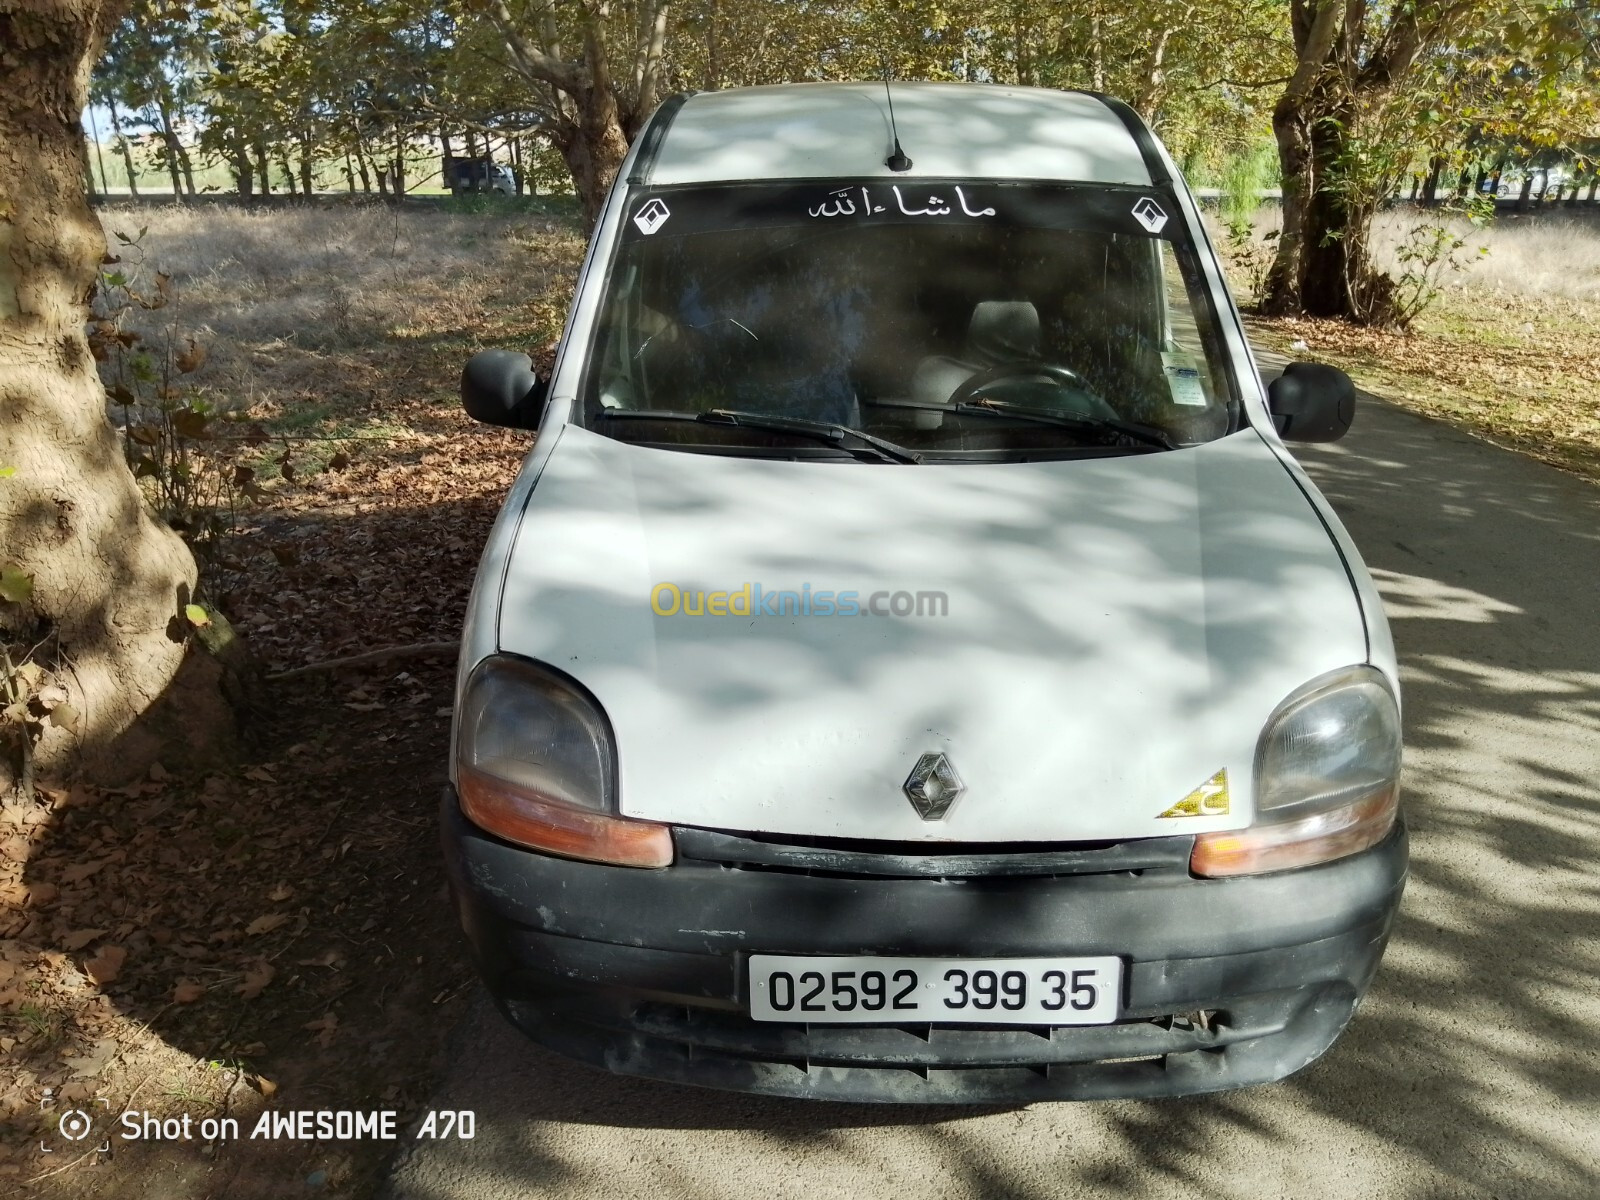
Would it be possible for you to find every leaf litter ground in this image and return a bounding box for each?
[0,203,584,1198]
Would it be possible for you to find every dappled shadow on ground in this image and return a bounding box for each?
[0,499,489,1196]
[384,395,1600,1200]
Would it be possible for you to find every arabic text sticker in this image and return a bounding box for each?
[1161,352,1209,407]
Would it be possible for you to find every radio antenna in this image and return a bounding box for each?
[881,60,912,172]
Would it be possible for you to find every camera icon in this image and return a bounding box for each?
[39,1092,111,1154]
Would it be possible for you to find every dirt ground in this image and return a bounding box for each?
[0,203,582,1197]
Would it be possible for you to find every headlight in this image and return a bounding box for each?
[1192,666,1401,877]
[455,656,672,868]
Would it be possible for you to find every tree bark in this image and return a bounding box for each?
[391,131,406,200]
[1,0,234,787]
[232,136,254,200]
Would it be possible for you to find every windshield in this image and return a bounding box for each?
[580,181,1238,462]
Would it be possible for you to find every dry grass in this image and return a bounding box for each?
[1230,205,1600,303]
[1218,206,1600,482]
[91,202,586,671]
[99,202,584,422]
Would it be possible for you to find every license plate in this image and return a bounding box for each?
[747,955,1122,1025]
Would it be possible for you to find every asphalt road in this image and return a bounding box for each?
[386,382,1600,1200]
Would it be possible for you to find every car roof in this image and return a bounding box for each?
[645,82,1154,188]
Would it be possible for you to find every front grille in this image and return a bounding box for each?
[503,988,1319,1102]
[623,1001,1229,1069]
[674,826,1194,879]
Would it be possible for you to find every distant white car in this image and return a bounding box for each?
[444,82,1406,1104]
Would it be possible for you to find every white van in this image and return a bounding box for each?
[443,83,1406,1102]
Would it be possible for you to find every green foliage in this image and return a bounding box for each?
[1388,196,1496,329]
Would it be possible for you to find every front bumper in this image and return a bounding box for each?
[442,788,1407,1103]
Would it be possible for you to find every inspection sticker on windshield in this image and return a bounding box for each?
[1161,352,1209,407]
[1158,768,1230,817]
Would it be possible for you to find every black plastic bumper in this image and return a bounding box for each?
[442,788,1407,1103]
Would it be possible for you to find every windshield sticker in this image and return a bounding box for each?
[808,184,996,220]
[1158,769,1230,818]
[617,182,1184,242]
[1131,196,1168,233]
[1161,352,1209,407]
[633,198,671,235]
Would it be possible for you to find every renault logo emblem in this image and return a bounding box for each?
[903,752,964,820]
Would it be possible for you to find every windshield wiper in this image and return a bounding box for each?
[956,399,1177,449]
[872,397,1176,450]
[596,409,923,464]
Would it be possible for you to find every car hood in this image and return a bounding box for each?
[496,424,1366,842]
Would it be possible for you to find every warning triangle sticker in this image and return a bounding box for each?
[1158,769,1230,818]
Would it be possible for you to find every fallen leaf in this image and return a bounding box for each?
[237,960,275,999]
[63,1037,118,1077]
[173,980,205,1004]
[60,929,108,952]
[251,1074,278,1097]
[61,860,107,885]
[83,945,127,985]
[243,767,275,783]
[267,882,294,902]
[245,913,289,936]
[303,1012,338,1048]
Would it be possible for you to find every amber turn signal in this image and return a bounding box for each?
[458,765,673,869]
[1191,787,1398,878]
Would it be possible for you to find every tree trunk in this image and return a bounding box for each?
[89,117,110,194]
[1516,171,1533,212]
[106,97,137,195]
[392,132,406,199]
[233,137,254,200]
[1,0,234,787]
[1421,156,1443,204]
[157,79,196,194]
[298,131,314,196]
[553,86,630,228]
[254,142,270,196]
[1588,176,1598,204]
[153,93,184,198]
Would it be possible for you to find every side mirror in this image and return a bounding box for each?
[1267,362,1355,443]
[461,349,549,429]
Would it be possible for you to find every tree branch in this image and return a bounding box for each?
[488,1,585,96]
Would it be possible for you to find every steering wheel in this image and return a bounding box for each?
[948,362,1099,407]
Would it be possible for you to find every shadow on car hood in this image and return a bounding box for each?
[497,425,1365,842]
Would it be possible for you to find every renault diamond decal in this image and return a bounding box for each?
[1158,769,1230,818]
[1131,196,1168,234]
[903,752,964,821]
[633,198,671,235]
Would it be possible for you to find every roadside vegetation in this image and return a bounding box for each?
[1223,207,1600,480]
